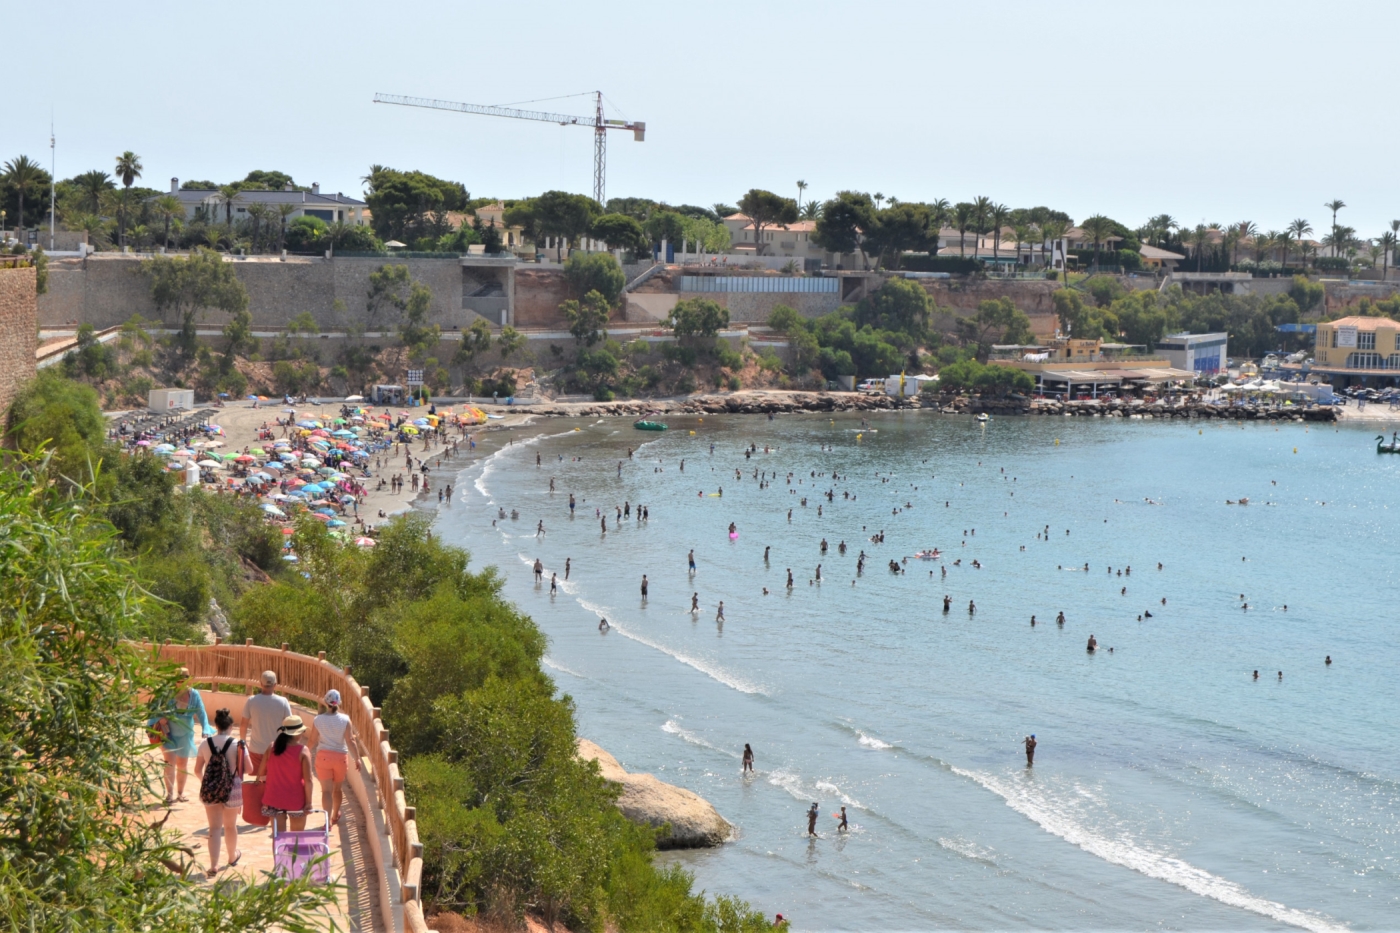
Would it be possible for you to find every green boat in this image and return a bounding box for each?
[634,420,668,431]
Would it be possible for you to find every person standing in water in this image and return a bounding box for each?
[1024,734,1037,766]
[836,806,848,832]
[688,549,696,574]
[640,575,649,600]
[716,601,725,622]
[807,803,819,837]
[550,573,558,595]
[691,592,699,612]
[742,743,754,772]
[565,557,571,580]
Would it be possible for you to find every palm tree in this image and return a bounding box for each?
[1324,199,1346,256]
[1368,243,1384,271]
[1181,224,1211,272]
[1147,214,1177,247]
[3,155,47,231]
[970,196,993,257]
[1079,214,1115,270]
[1274,230,1294,268]
[73,169,115,215]
[1254,231,1278,263]
[873,192,884,209]
[925,198,950,254]
[68,213,108,248]
[1288,219,1312,265]
[361,164,385,193]
[989,203,1010,259]
[203,225,224,252]
[953,202,975,257]
[153,195,182,250]
[246,203,269,254]
[796,180,807,212]
[113,151,142,247]
[1233,221,1257,265]
[1040,219,1069,270]
[277,203,297,252]
[799,201,822,221]
[217,185,241,228]
[1381,231,1397,280]
[1011,223,1032,265]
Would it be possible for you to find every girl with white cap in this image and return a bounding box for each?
[309,689,360,827]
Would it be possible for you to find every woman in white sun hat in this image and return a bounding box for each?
[308,688,360,827]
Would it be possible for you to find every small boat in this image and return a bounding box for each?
[975,413,990,423]
[913,549,941,560]
[1377,435,1400,454]
[634,420,668,431]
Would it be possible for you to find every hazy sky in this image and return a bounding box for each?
[12,1,1400,237]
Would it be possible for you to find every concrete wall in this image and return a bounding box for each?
[0,266,38,416]
[37,254,470,333]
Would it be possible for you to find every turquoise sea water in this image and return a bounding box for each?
[435,412,1400,931]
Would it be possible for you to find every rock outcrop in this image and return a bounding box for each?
[577,739,731,849]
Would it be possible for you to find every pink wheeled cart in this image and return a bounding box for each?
[271,809,332,883]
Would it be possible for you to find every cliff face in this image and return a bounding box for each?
[576,739,731,849]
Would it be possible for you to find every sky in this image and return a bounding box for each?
[11,0,1400,237]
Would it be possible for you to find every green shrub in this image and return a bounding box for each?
[727,375,741,390]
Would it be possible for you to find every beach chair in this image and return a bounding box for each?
[271,809,332,883]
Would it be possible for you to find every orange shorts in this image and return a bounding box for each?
[315,749,348,783]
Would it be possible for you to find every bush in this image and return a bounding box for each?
[564,251,625,306]
[898,254,982,274]
[661,343,698,366]
[727,375,741,390]
[593,385,615,401]
[716,348,743,370]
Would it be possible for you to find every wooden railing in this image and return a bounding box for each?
[152,640,432,933]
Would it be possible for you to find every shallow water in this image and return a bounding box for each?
[436,413,1400,931]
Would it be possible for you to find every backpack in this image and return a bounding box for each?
[199,737,240,805]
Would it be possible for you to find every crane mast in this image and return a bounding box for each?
[373,91,645,205]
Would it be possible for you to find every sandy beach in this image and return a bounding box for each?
[193,400,541,521]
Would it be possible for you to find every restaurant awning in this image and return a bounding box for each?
[1038,370,1123,383]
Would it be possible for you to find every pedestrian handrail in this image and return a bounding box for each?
[149,640,433,933]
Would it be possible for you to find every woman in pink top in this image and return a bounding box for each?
[256,715,313,832]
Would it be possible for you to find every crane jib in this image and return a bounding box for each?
[372,91,645,204]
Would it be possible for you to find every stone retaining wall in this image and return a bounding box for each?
[0,266,38,416]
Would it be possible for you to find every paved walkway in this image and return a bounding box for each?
[142,711,383,931]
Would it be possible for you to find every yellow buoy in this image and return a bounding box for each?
[856,433,863,441]
[1293,447,1297,454]
[1054,439,1060,446]
[689,430,696,435]
[1198,429,1202,434]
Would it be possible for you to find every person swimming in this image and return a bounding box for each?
[598,617,609,632]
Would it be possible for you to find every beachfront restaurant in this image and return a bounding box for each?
[991,339,1196,398]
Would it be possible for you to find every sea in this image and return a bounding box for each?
[433,411,1400,932]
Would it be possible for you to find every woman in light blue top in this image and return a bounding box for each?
[148,667,211,804]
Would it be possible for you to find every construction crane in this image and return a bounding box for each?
[372,91,645,206]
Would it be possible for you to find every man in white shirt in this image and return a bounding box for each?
[240,670,292,773]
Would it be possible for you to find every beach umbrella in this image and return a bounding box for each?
[314,507,336,516]
[261,504,285,517]
[262,461,283,472]
[252,471,273,481]
[309,513,332,522]
[282,554,299,562]
[341,494,357,503]
[302,457,321,467]
[281,527,295,535]
[153,443,175,452]
[250,447,266,456]
[355,537,376,547]
[197,459,221,469]
[350,450,369,459]
[205,440,224,448]
[327,519,347,528]
[284,488,307,498]
[234,454,256,463]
